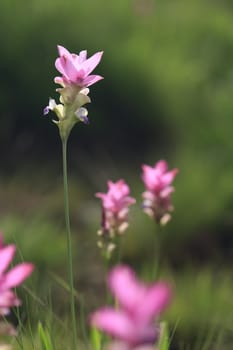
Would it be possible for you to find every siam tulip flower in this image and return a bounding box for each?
[44,45,103,141]
[43,45,104,347]
[96,180,136,255]
[0,235,34,316]
[107,342,157,350]
[142,160,178,225]
[54,45,103,89]
[107,343,155,350]
[90,265,172,348]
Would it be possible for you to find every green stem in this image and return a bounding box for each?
[62,138,78,350]
[116,235,122,264]
[152,225,161,279]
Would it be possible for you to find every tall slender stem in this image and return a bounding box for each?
[62,138,78,350]
[152,226,161,279]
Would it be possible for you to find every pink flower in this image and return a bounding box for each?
[54,45,103,89]
[142,160,178,224]
[44,45,104,140]
[0,235,34,315]
[90,265,172,348]
[107,342,156,350]
[96,180,136,236]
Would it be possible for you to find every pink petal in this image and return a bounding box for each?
[142,166,159,190]
[90,308,137,343]
[124,196,136,206]
[54,76,67,86]
[108,265,146,312]
[1,263,34,289]
[154,161,168,174]
[91,308,157,346]
[142,191,155,201]
[95,192,105,199]
[107,180,132,201]
[81,51,103,76]
[160,187,174,198]
[142,165,151,174]
[108,343,155,350]
[69,51,87,69]
[78,50,87,63]
[82,74,104,87]
[96,180,134,210]
[107,341,130,350]
[0,290,21,310]
[58,56,80,82]
[96,193,113,209]
[0,245,16,275]
[161,169,178,187]
[108,180,127,200]
[57,45,71,57]
[55,57,67,77]
[136,283,172,323]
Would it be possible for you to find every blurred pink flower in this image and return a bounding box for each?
[0,235,34,315]
[54,45,103,89]
[90,265,171,348]
[96,180,136,236]
[142,160,178,224]
[107,342,156,350]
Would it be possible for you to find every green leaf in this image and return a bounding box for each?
[90,327,102,350]
[158,322,170,350]
[37,322,53,350]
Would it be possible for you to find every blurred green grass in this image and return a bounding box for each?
[0,172,232,348]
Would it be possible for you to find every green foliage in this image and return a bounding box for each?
[37,322,53,350]
[90,327,102,350]
[158,322,170,350]
[166,267,233,348]
[0,214,66,266]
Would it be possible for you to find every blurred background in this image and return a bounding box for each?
[0,0,232,348]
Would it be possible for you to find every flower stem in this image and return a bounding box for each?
[152,226,162,279]
[62,138,78,350]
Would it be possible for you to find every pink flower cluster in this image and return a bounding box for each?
[90,265,171,349]
[95,161,178,253]
[0,235,34,315]
[96,180,136,236]
[142,160,178,224]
